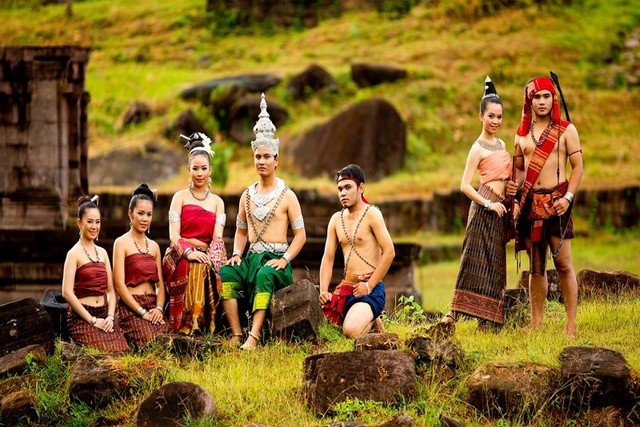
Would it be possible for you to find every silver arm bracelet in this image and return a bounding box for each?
[236,215,248,229]
[291,214,304,230]
[282,252,291,264]
[168,210,180,223]
[232,249,242,257]
[215,213,227,226]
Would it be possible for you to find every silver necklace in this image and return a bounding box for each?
[80,240,100,263]
[132,234,149,254]
[189,187,209,201]
[476,138,503,152]
[249,177,285,221]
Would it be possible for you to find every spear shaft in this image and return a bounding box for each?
[550,71,571,122]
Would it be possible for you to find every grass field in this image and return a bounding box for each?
[2,1,640,425]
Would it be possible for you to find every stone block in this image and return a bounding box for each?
[270,279,323,343]
[0,298,55,357]
[304,350,417,415]
[560,346,634,408]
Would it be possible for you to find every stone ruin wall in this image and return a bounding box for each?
[0,46,91,230]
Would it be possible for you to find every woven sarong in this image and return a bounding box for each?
[323,273,386,326]
[450,185,506,324]
[67,303,129,353]
[117,294,171,348]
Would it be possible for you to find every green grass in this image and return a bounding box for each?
[2,0,640,196]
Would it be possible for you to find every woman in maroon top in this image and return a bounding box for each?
[113,184,170,348]
[62,195,128,353]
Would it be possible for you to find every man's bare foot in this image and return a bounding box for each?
[228,333,242,348]
[372,317,385,333]
[565,323,577,340]
[522,321,543,332]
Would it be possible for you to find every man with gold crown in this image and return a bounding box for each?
[220,94,307,350]
[511,75,583,339]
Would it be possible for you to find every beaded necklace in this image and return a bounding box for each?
[189,187,209,201]
[80,240,100,263]
[246,185,288,252]
[132,233,149,254]
[476,138,503,152]
[340,205,375,276]
[530,120,552,146]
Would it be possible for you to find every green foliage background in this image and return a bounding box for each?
[2,1,640,426]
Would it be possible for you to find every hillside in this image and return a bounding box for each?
[1,0,640,198]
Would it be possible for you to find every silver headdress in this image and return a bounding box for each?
[251,93,279,156]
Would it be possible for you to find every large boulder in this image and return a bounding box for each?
[351,63,408,88]
[304,350,417,415]
[270,279,324,343]
[164,109,209,140]
[287,64,338,100]
[289,98,406,181]
[467,361,559,420]
[0,298,55,357]
[577,269,640,299]
[559,346,635,409]
[0,344,47,380]
[134,381,216,427]
[180,73,281,104]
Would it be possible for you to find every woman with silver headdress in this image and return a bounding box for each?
[441,76,516,329]
[162,133,227,335]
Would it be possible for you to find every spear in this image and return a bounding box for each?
[550,71,571,122]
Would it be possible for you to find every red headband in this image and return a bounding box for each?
[337,177,369,204]
[516,76,562,136]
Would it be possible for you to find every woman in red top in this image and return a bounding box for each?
[163,133,227,335]
[113,183,171,348]
[62,195,128,352]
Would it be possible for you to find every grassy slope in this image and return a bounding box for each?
[2,0,640,197]
[3,2,640,426]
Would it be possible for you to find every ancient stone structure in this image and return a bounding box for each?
[0,46,91,230]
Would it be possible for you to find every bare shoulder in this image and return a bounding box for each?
[210,193,225,209]
[170,189,187,205]
[284,188,301,206]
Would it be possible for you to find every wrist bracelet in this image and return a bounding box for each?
[564,192,574,203]
[365,282,371,294]
[136,307,148,317]
[483,199,491,209]
[106,314,114,321]
[90,316,97,326]
[155,305,164,312]
[232,249,242,258]
[282,252,291,264]
[183,248,193,258]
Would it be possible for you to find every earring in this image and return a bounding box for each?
[188,178,193,189]
[96,234,99,242]
[78,229,82,239]
[207,177,212,190]
[147,224,151,235]
[129,219,133,229]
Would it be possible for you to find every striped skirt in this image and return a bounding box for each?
[117,293,171,348]
[67,303,129,353]
[450,186,507,324]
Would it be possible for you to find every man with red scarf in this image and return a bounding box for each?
[319,164,395,338]
[511,76,583,339]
